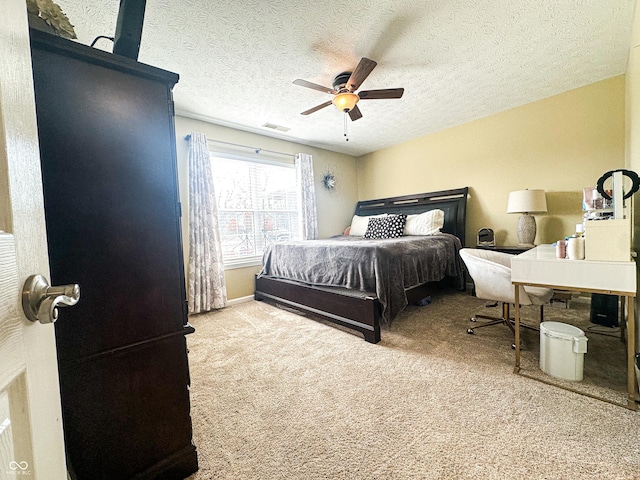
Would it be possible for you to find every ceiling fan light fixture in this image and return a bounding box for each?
[332,92,359,112]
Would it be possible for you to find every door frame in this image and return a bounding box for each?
[0,1,67,477]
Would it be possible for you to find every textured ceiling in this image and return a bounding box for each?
[56,0,635,157]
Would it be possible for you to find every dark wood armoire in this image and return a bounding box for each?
[29,29,198,479]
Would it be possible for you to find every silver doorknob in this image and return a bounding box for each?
[22,275,80,324]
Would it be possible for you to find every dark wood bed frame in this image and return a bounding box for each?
[255,187,469,343]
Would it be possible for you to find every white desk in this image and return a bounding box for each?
[511,244,638,410]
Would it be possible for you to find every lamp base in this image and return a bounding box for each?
[516,214,537,247]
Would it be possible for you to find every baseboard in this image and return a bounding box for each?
[226,294,255,306]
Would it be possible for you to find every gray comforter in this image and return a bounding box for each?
[258,233,463,324]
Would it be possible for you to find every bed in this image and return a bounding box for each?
[255,187,468,343]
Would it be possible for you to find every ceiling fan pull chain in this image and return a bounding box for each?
[344,112,349,142]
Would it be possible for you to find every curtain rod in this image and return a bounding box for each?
[184,135,295,159]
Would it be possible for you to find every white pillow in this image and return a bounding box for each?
[349,214,387,236]
[404,209,445,236]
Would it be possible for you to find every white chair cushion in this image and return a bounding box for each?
[460,248,553,306]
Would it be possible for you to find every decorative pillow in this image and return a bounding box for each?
[349,214,387,236]
[364,214,407,239]
[404,209,445,236]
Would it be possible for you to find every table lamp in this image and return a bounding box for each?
[507,189,547,247]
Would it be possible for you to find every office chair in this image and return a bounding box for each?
[460,248,554,343]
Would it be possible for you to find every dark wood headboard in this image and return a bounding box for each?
[354,187,469,246]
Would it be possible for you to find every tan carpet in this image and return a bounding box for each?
[186,288,640,479]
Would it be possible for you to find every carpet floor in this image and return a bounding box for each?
[185,288,640,479]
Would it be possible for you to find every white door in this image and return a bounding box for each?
[0,1,67,478]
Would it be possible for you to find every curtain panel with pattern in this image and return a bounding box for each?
[295,153,318,240]
[187,131,227,313]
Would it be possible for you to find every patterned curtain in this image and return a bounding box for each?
[188,131,227,313]
[295,153,318,240]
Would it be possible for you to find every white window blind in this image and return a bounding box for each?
[211,154,300,267]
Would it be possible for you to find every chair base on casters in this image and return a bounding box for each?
[467,302,543,347]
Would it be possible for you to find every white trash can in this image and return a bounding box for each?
[539,321,588,381]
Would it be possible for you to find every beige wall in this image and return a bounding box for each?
[357,76,626,248]
[174,116,359,299]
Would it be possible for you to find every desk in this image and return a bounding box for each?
[511,244,638,410]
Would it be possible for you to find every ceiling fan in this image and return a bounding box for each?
[293,57,404,122]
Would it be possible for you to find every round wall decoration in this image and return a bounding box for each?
[321,170,336,191]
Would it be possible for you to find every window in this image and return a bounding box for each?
[211,153,300,267]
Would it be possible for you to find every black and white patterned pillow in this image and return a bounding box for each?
[364,214,407,239]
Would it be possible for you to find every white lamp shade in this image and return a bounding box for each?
[507,189,547,214]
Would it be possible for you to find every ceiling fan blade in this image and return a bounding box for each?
[346,58,377,91]
[301,100,333,115]
[293,79,337,95]
[348,105,363,121]
[358,88,404,100]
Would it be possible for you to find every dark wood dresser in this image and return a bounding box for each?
[29,29,198,479]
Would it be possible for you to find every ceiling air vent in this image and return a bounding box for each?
[262,122,290,132]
